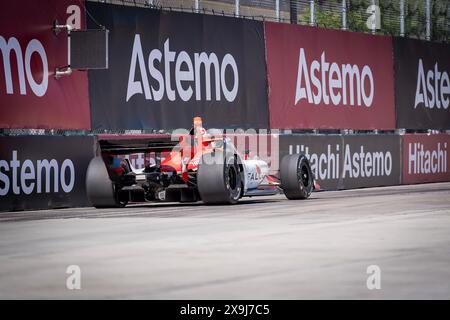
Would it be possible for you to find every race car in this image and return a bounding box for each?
[86,117,314,207]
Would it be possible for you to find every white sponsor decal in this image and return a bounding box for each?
[289,143,392,180]
[126,35,239,103]
[295,48,374,107]
[0,150,75,196]
[414,59,450,110]
[342,144,392,179]
[0,36,48,97]
[243,159,269,190]
[408,142,448,175]
[0,5,81,98]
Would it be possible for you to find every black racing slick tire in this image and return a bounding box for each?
[85,156,128,208]
[197,152,242,204]
[280,153,314,200]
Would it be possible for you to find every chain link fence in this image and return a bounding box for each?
[90,0,449,42]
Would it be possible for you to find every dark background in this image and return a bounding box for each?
[394,37,450,130]
[342,135,401,189]
[0,136,95,211]
[280,134,401,190]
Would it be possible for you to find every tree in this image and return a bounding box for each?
[298,0,449,43]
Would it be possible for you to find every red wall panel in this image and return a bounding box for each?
[0,0,90,129]
[265,22,396,130]
[402,134,450,184]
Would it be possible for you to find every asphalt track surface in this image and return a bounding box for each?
[1,182,450,299]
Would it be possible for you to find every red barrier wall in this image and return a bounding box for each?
[402,134,450,184]
[265,22,396,130]
[0,0,90,129]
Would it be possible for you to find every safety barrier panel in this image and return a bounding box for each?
[402,133,450,184]
[280,134,401,190]
[86,2,269,130]
[265,22,396,130]
[2,133,450,211]
[0,136,95,211]
[393,38,450,130]
[0,0,90,130]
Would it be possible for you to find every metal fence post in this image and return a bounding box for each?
[400,0,405,37]
[235,0,240,17]
[426,0,431,40]
[342,0,347,30]
[194,0,199,13]
[290,0,298,24]
[276,0,280,22]
[310,0,315,26]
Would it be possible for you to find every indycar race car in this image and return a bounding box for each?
[86,117,314,207]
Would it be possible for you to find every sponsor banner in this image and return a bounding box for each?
[280,134,401,190]
[393,38,450,129]
[341,135,401,189]
[87,2,268,130]
[0,136,95,211]
[402,134,450,184]
[265,22,396,130]
[0,0,90,129]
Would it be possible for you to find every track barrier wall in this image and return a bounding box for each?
[0,136,95,211]
[280,134,402,190]
[86,2,269,130]
[394,38,450,130]
[402,133,450,184]
[1,133,450,211]
[0,0,90,130]
[264,22,396,130]
[1,2,450,211]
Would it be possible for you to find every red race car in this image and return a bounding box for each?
[86,117,314,207]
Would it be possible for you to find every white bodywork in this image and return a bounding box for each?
[242,159,272,195]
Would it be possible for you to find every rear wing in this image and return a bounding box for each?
[96,134,179,155]
[96,117,207,155]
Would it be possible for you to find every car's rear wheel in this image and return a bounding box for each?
[86,156,128,208]
[280,153,313,200]
[197,151,242,204]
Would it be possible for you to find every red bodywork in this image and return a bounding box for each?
[158,117,219,182]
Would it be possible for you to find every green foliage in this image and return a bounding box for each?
[301,2,342,29]
[346,7,367,32]
[298,0,449,43]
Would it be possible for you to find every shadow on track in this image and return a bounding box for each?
[0,198,287,223]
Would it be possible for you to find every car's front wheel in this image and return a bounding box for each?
[280,153,314,200]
